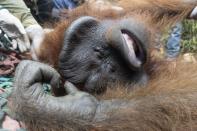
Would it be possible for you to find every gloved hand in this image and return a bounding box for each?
[25,24,45,60]
[88,0,123,11]
[0,9,30,53]
[189,6,197,19]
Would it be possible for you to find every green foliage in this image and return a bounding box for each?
[182,20,197,53]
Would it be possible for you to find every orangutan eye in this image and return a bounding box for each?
[94,46,105,59]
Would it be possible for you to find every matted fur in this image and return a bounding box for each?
[37,0,196,67]
[11,62,197,131]
[93,62,197,131]
[11,0,197,131]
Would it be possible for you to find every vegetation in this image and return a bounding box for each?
[182,20,197,53]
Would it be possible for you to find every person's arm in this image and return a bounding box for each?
[0,0,38,28]
[0,8,30,52]
[0,0,45,55]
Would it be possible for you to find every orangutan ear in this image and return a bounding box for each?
[59,16,99,63]
[64,16,99,45]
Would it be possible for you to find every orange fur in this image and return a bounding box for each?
[12,61,197,131]
[38,22,70,66]
[35,0,197,67]
[10,1,197,130]
[91,61,197,131]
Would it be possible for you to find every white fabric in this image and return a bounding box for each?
[190,6,197,18]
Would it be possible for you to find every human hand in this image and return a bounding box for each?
[0,9,30,52]
[2,116,20,131]
[25,25,45,60]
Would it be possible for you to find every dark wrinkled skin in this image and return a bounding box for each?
[9,16,150,130]
[10,61,132,130]
[59,16,149,93]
